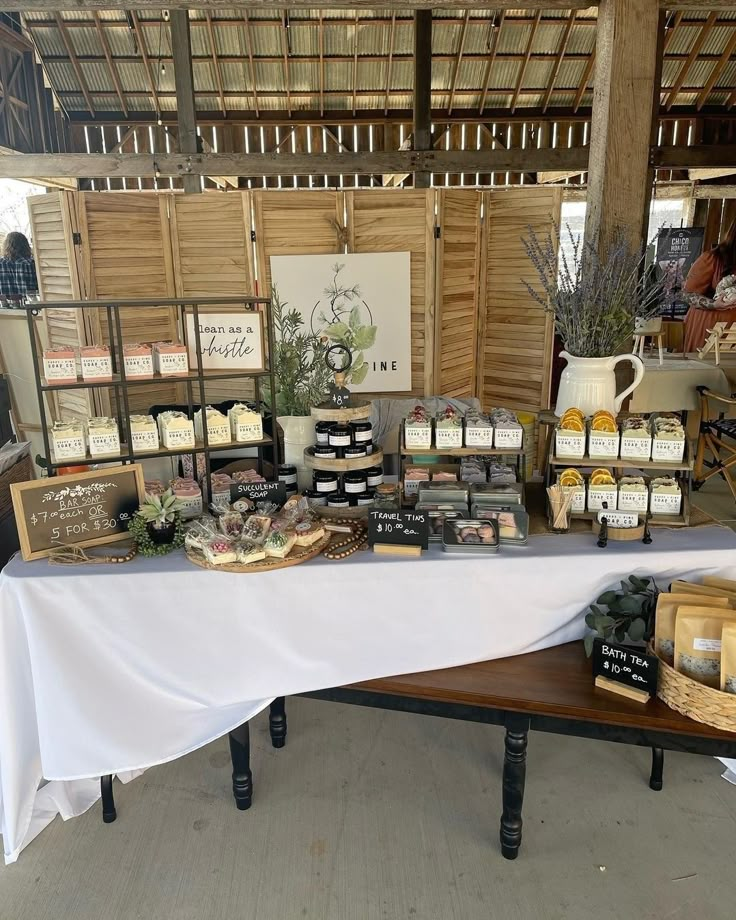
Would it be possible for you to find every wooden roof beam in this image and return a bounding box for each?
[479,11,504,115]
[352,11,359,116]
[384,13,396,117]
[447,10,469,116]
[319,10,324,118]
[511,9,541,114]
[696,27,736,111]
[130,10,161,122]
[573,51,595,113]
[204,11,226,117]
[54,13,95,117]
[664,11,718,111]
[279,11,291,118]
[92,11,128,118]
[241,11,259,117]
[541,10,576,114]
[8,3,736,12]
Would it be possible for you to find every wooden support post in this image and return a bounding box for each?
[584,0,659,255]
[170,9,200,194]
[413,10,432,190]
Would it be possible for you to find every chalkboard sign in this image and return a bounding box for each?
[11,465,145,561]
[329,385,352,409]
[592,639,659,697]
[368,509,429,550]
[230,479,287,506]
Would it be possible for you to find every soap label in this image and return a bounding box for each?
[651,438,685,462]
[618,490,649,512]
[178,494,203,519]
[43,357,76,381]
[405,425,432,449]
[88,432,120,456]
[81,356,112,379]
[495,427,523,449]
[561,485,586,512]
[52,435,86,460]
[556,432,585,458]
[157,352,188,376]
[203,422,230,443]
[465,426,494,448]
[694,637,722,652]
[435,427,463,449]
[124,354,153,377]
[131,429,159,452]
[587,487,618,512]
[163,426,195,448]
[650,490,681,515]
[403,478,428,496]
[588,432,620,459]
[620,435,652,461]
[233,420,263,443]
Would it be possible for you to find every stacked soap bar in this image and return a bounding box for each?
[490,408,524,449]
[87,417,120,457]
[229,403,264,442]
[171,477,202,520]
[404,405,432,448]
[435,405,463,449]
[210,472,233,510]
[123,343,153,379]
[158,410,195,449]
[194,406,230,445]
[80,345,113,382]
[130,414,159,453]
[51,420,86,461]
[153,341,188,376]
[42,346,77,384]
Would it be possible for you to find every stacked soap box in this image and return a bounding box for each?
[555,410,686,464]
[403,405,523,451]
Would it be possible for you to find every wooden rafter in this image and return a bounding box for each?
[727,86,736,111]
[93,12,128,117]
[130,10,161,120]
[664,10,683,50]
[665,11,718,111]
[54,13,95,116]
[511,9,541,113]
[479,11,504,115]
[8,2,736,11]
[573,50,595,113]
[319,10,324,117]
[384,12,396,116]
[697,28,736,111]
[241,11,259,117]
[204,12,226,117]
[352,11,359,116]
[279,11,291,117]
[541,10,575,113]
[447,11,469,115]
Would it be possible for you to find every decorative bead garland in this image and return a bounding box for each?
[321,517,368,560]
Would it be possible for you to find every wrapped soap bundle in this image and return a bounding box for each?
[51,420,86,461]
[620,416,652,461]
[491,408,523,449]
[651,414,685,462]
[404,404,432,449]
[195,407,230,445]
[650,476,682,515]
[153,341,188,376]
[555,407,585,459]
[588,410,619,460]
[171,477,202,519]
[464,410,493,449]
[87,416,120,457]
[232,468,266,484]
[43,346,77,384]
[80,345,113,382]
[123,343,153,379]
[228,403,263,442]
[210,472,233,510]
[556,467,585,513]
[130,414,159,453]
[617,475,648,513]
[404,464,430,497]
[158,410,195,449]
[435,405,463,449]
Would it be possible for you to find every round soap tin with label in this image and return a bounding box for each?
[313,470,339,493]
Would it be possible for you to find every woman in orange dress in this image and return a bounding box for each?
[683,223,736,353]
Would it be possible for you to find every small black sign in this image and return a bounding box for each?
[592,639,659,696]
[330,385,352,409]
[230,480,288,507]
[368,509,429,550]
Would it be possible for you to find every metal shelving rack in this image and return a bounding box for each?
[25,296,279,494]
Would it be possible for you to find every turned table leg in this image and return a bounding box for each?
[100,774,117,823]
[269,697,287,749]
[229,721,253,810]
[500,714,530,860]
[649,747,664,791]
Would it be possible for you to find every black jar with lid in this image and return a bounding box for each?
[326,491,350,508]
[315,421,335,446]
[365,466,384,488]
[344,444,367,459]
[304,489,327,507]
[355,491,375,506]
[313,445,337,460]
[278,464,298,488]
[328,424,352,457]
[350,420,373,444]
[313,470,339,493]
[343,471,367,494]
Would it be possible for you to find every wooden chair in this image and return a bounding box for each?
[694,386,736,500]
[697,322,736,365]
[632,317,664,365]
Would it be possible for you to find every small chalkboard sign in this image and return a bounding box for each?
[11,465,145,561]
[368,509,429,551]
[230,479,287,507]
[592,638,659,701]
[329,385,352,409]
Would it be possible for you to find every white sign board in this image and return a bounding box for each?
[270,252,412,392]
[185,311,265,371]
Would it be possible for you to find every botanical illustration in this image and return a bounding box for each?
[309,263,377,386]
[43,482,117,503]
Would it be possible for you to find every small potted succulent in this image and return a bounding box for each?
[137,490,184,545]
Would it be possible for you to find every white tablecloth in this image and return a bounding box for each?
[3,526,736,864]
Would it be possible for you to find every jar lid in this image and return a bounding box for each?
[327,491,350,504]
[314,470,338,480]
[350,420,372,429]
[344,470,367,480]
[315,421,336,430]
[278,464,297,474]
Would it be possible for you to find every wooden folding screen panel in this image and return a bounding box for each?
[478,188,561,415]
[28,191,91,421]
[348,190,436,396]
[434,190,481,399]
[76,192,179,413]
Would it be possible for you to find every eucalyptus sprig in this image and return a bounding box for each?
[584,575,660,656]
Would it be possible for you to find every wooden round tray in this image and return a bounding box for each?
[185,532,330,573]
[314,505,369,521]
[304,445,383,472]
[590,520,645,541]
[310,402,372,423]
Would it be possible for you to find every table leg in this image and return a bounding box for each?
[101,774,117,824]
[500,714,530,860]
[228,722,253,810]
[269,696,287,749]
[649,747,664,791]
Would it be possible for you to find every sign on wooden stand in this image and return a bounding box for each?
[368,509,429,557]
[230,480,287,507]
[11,465,145,561]
[185,311,265,372]
[592,638,659,704]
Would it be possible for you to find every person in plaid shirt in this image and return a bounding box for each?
[0,232,38,299]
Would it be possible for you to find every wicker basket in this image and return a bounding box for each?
[0,454,33,521]
[649,643,736,733]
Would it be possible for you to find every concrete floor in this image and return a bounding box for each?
[1,698,735,920]
[2,477,735,919]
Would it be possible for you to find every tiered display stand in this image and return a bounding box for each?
[26,296,278,493]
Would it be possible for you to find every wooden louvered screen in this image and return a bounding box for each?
[435,190,481,398]
[28,191,91,421]
[348,190,436,395]
[77,192,179,413]
[169,191,255,402]
[477,188,561,415]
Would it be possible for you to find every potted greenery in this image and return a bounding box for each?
[584,575,659,656]
[135,490,184,545]
[523,227,665,417]
[267,285,333,486]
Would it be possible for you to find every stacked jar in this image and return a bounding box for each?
[313,419,374,459]
[306,464,384,508]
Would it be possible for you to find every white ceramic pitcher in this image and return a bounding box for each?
[555,352,645,418]
[277,415,315,489]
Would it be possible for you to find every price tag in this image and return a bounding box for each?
[330,385,352,408]
[368,509,429,550]
[592,639,659,697]
[230,480,287,506]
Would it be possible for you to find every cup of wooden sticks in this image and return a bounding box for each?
[547,483,574,533]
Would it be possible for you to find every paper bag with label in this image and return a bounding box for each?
[674,606,736,688]
[654,593,730,665]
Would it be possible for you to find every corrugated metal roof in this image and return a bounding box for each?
[18,8,736,120]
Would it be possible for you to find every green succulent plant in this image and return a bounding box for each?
[137,489,184,528]
[584,575,660,656]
